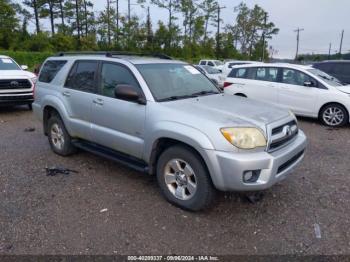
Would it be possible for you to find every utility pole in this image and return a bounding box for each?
[128,0,131,24]
[116,0,119,44]
[261,12,267,62]
[107,0,111,47]
[216,5,226,60]
[328,43,332,60]
[339,29,344,57]
[294,27,304,60]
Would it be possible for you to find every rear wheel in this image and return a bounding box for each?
[320,103,348,127]
[156,145,216,211]
[47,114,76,156]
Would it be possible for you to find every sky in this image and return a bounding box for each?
[17,0,350,59]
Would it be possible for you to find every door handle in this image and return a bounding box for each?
[93,98,104,106]
[62,91,71,97]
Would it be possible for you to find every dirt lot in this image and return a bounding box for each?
[0,106,349,255]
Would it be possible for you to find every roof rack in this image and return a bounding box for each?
[54,51,172,60]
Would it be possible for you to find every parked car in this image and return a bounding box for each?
[198,59,224,71]
[0,55,36,109]
[222,60,262,76]
[194,65,225,88]
[313,60,350,84]
[224,63,350,127]
[33,52,307,211]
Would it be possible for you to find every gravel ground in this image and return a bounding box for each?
[0,106,349,255]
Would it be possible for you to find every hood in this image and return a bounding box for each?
[336,85,350,94]
[161,94,290,132]
[0,70,36,79]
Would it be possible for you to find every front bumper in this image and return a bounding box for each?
[204,130,307,191]
[0,94,34,106]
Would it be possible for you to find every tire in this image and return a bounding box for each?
[47,114,76,156]
[320,103,349,127]
[156,145,216,211]
[28,103,33,110]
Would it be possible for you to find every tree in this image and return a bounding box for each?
[228,2,279,59]
[40,0,59,35]
[199,0,217,43]
[150,0,180,49]
[0,0,20,49]
[23,0,45,34]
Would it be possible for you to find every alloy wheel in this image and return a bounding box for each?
[50,123,65,150]
[323,107,345,126]
[164,159,197,200]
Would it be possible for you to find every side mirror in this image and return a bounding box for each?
[218,69,222,73]
[114,84,146,105]
[304,80,316,87]
[21,65,28,70]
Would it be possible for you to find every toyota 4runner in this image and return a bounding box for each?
[33,52,307,211]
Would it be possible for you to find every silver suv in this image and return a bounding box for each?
[33,52,307,211]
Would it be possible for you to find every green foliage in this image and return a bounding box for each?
[0,50,52,70]
[0,0,282,62]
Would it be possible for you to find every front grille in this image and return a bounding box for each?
[268,120,298,152]
[0,79,32,90]
[277,150,304,174]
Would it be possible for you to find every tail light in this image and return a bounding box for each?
[223,82,233,88]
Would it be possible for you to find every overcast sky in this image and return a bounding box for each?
[19,0,350,59]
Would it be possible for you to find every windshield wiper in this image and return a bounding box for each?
[191,90,221,96]
[158,94,198,102]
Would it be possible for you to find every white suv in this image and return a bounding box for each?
[0,55,37,109]
[224,63,350,127]
[198,59,224,71]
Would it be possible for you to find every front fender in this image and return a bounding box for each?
[144,121,215,162]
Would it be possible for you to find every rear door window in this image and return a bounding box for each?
[208,61,214,66]
[39,60,67,83]
[250,67,278,82]
[65,60,98,93]
[200,61,206,65]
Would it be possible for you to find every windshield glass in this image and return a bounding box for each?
[307,68,343,86]
[136,63,220,101]
[214,60,223,66]
[0,58,21,70]
[202,65,221,74]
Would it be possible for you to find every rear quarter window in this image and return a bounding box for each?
[228,68,248,78]
[39,60,67,83]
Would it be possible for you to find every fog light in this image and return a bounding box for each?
[243,170,260,183]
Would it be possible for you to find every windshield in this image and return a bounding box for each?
[202,65,221,74]
[136,63,220,101]
[0,58,21,70]
[307,68,343,86]
[214,60,223,66]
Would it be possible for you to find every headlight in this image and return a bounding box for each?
[30,77,37,84]
[220,127,267,149]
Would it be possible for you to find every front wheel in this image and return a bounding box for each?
[320,103,348,127]
[156,145,216,211]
